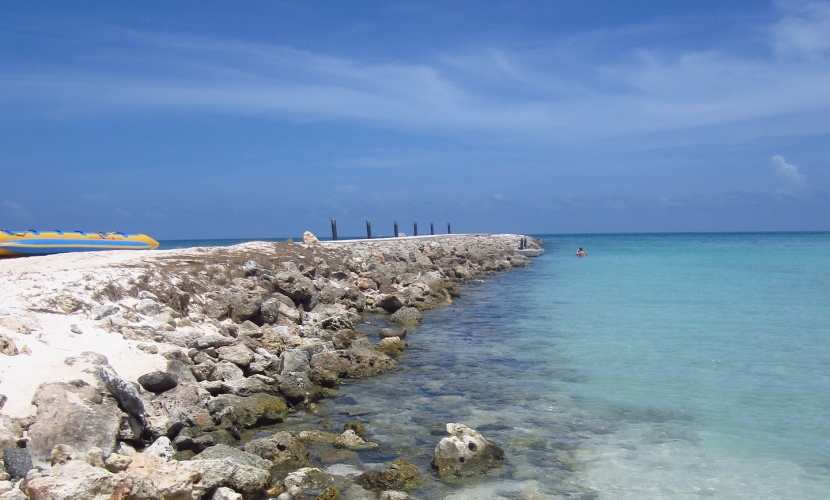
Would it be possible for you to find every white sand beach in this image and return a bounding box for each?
[0,250,172,419]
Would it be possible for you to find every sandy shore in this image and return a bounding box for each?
[0,236,532,420]
[0,233,541,499]
[0,242,289,419]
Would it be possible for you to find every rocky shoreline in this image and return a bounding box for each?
[0,233,542,500]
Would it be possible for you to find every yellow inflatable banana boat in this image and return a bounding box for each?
[0,230,159,257]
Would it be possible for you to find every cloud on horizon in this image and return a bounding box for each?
[772,154,807,185]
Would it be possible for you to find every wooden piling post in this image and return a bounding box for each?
[394,220,399,237]
[331,219,338,241]
[447,222,451,234]
[414,222,418,236]
[366,220,372,239]
[430,222,435,235]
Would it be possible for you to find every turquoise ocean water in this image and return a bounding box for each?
[166,233,830,499]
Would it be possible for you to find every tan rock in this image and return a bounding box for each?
[28,380,123,458]
[0,334,18,356]
[431,423,506,480]
[25,460,127,500]
[334,430,378,450]
[126,453,201,500]
[303,231,321,245]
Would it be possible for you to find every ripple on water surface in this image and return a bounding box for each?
[252,233,830,499]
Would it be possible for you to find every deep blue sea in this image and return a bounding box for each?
[167,233,830,499]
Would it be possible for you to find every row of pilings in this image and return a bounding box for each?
[330,219,451,240]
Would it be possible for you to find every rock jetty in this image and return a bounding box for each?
[0,233,542,499]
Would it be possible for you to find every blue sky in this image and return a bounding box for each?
[1,1,828,238]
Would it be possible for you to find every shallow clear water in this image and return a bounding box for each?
[228,233,830,499]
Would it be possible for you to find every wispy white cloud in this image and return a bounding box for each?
[2,2,830,144]
[772,155,807,184]
[771,1,830,54]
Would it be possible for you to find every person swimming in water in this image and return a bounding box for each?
[576,247,587,257]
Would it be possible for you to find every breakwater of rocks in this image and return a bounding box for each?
[0,233,542,500]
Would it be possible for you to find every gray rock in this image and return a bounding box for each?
[278,302,301,323]
[91,304,119,320]
[217,344,255,368]
[182,456,270,498]
[273,270,316,302]
[210,486,243,500]
[207,393,288,430]
[331,329,357,350]
[138,290,159,300]
[319,305,360,331]
[191,334,235,350]
[279,349,311,375]
[221,377,274,397]
[204,287,267,323]
[389,307,422,327]
[193,350,216,365]
[243,431,310,469]
[259,297,280,324]
[276,372,324,404]
[2,448,32,479]
[241,260,265,277]
[24,460,122,499]
[227,288,267,323]
[191,362,215,382]
[340,345,397,379]
[194,443,273,471]
[28,380,123,458]
[63,351,109,373]
[356,459,423,492]
[248,354,279,376]
[137,371,179,393]
[69,324,83,335]
[143,436,174,461]
[99,369,145,417]
[209,361,244,382]
[174,433,216,453]
[377,294,405,313]
[135,298,160,317]
[319,284,346,304]
[379,327,406,339]
[117,413,144,442]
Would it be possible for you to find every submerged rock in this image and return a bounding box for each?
[431,423,506,480]
[243,431,310,469]
[356,459,423,492]
[334,430,377,450]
